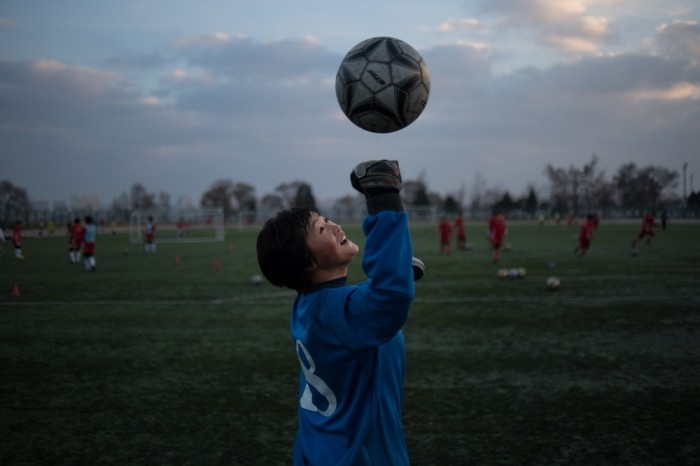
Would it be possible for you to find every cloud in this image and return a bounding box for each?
[651,20,700,61]
[2,27,698,205]
[437,18,482,33]
[0,16,19,26]
[477,0,613,55]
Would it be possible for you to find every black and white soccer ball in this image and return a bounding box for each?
[546,276,561,290]
[335,37,431,133]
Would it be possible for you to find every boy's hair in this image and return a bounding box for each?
[256,207,317,293]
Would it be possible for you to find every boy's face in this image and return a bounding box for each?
[306,213,359,272]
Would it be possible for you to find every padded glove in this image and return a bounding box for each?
[351,160,402,197]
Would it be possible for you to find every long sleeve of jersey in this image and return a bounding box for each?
[290,200,415,466]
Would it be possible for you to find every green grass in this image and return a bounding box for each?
[1,221,699,465]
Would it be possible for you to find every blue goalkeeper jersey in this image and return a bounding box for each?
[291,210,415,466]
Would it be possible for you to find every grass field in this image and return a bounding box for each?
[2,220,699,465]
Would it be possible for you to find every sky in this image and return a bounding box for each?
[1,0,699,209]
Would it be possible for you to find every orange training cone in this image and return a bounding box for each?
[175,255,181,264]
[214,259,222,271]
[12,283,20,297]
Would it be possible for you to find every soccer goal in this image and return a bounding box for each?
[129,208,225,244]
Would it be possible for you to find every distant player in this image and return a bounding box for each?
[454,214,467,250]
[82,215,97,271]
[488,212,507,262]
[631,211,658,252]
[145,216,156,253]
[437,216,452,255]
[575,214,596,257]
[12,221,24,259]
[69,218,84,264]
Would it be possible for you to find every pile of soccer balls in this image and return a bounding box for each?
[497,267,527,280]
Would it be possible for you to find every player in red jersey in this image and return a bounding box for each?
[437,216,452,255]
[631,211,658,254]
[575,214,596,257]
[12,221,24,259]
[454,214,466,250]
[145,216,157,253]
[69,217,84,264]
[488,212,507,262]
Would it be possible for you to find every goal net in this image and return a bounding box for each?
[129,208,225,244]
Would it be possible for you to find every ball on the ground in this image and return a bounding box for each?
[498,268,509,280]
[546,276,560,290]
[251,274,262,286]
[335,36,430,133]
[517,267,527,278]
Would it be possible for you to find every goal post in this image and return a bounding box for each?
[129,208,225,244]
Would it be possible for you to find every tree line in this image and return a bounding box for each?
[1,157,696,228]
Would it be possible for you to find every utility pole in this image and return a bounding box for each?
[683,163,688,206]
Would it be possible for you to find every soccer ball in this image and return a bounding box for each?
[497,268,509,280]
[517,267,527,278]
[251,274,263,286]
[335,37,431,133]
[546,276,561,290]
[412,256,425,281]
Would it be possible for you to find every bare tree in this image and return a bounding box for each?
[0,180,31,212]
[158,191,171,211]
[200,180,235,217]
[544,154,608,216]
[275,182,303,209]
[109,192,131,223]
[0,180,31,224]
[260,194,284,213]
[333,195,360,221]
[293,182,317,209]
[130,183,156,210]
[614,163,679,210]
[232,182,257,212]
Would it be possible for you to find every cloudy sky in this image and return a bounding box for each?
[1,0,698,208]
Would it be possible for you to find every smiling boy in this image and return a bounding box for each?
[257,160,418,466]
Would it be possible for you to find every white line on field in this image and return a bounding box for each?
[2,292,697,307]
[0,291,296,307]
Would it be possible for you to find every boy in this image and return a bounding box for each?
[488,211,507,262]
[12,221,24,259]
[575,214,596,257]
[455,214,466,250]
[145,216,156,253]
[69,217,84,264]
[632,211,658,249]
[257,160,420,466]
[82,215,97,271]
[437,215,452,255]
